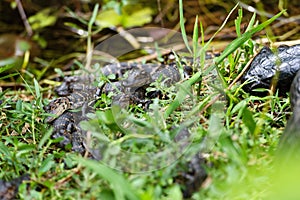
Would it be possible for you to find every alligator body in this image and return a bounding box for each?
[277,64,300,158]
[45,61,182,152]
[242,44,300,160]
[47,62,181,119]
[241,44,300,95]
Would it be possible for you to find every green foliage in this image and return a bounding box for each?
[96,4,153,29]
[28,8,57,31]
[242,107,256,135]
[77,157,140,200]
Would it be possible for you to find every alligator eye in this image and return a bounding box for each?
[277,45,289,52]
[259,46,272,55]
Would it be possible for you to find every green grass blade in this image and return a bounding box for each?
[242,107,256,135]
[0,142,12,157]
[34,78,41,99]
[201,3,239,53]
[0,63,15,72]
[165,4,239,118]
[179,0,192,54]
[0,72,19,80]
[164,74,201,118]
[38,128,52,150]
[245,12,257,32]
[89,3,99,27]
[64,6,88,25]
[19,74,35,99]
[199,21,205,63]
[192,15,199,61]
[235,9,243,37]
[165,9,285,118]
[77,157,140,200]
[215,10,285,64]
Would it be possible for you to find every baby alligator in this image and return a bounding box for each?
[241,44,300,158]
[46,62,181,121]
[44,61,182,152]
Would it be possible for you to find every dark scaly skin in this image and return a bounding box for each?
[242,44,300,159]
[45,89,95,123]
[101,62,176,78]
[0,174,29,200]
[45,61,181,154]
[55,75,96,96]
[52,111,75,145]
[55,62,180,96]
[51,52,218,121]
[241,44,300,95]
[173,127,207,198]
[277,69,300,159]
[44,97,71,122]
[48,62,181,120]
[51,111,86,153]
[178,154,207,198]
[113,63,180,106]
[289,70,300,111]
[150,63,181,86]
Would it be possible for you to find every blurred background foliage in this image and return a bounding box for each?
[0,0,299,65]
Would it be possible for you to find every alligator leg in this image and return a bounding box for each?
[52,111,76,148]
[71,128,85,153]
[50,111,84,152]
